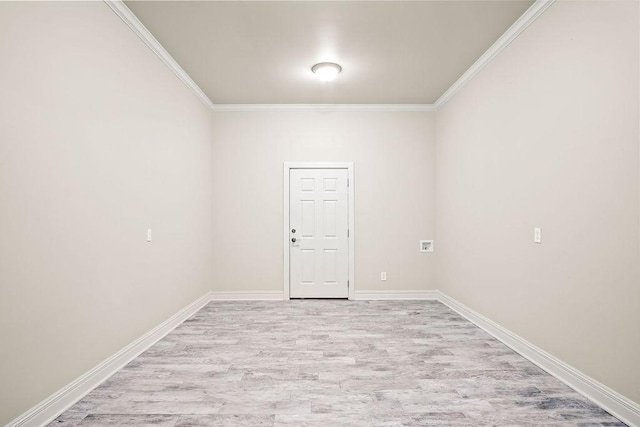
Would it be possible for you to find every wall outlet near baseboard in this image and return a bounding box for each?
[381,272,387,281]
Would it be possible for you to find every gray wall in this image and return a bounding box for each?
[210,111,436,293]
[0,2,213,423]
[436,1,640,403]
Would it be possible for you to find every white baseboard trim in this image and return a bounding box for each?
[6,291,213,427]
[209,291,284,300]
[436,291,640,427]
[353,290,439,300]
[8,289,638,427]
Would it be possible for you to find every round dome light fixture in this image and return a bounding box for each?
[311,62,342,82]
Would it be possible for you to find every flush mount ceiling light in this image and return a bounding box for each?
[311,62,342,82]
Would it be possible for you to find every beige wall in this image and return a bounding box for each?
[2,0,639,423]
[436,0,639,404]
[211,111,436,293]
[0,2,212,424]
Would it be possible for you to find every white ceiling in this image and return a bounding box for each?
[125,1,533,105]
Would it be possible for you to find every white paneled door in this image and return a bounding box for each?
[289,168,349,298]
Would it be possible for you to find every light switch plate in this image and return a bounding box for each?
[534,227,542,244]
[147,229,152,242]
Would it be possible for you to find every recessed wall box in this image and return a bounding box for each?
[420,240,433,252]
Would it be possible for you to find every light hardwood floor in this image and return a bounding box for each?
[51,300,625,426]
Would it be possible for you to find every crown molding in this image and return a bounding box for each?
[106,0,553,112]
[211,104,435,112]
[103,0,215,110]
[433,0,555,109]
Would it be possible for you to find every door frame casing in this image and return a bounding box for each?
[283,162,355,300]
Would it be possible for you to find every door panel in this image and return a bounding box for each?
[323,201,337,237]
[301,201,315,237]
[290,168,349,298]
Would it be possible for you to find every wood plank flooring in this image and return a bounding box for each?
[50,300,625,426]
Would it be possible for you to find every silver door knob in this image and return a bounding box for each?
[291,237,297,243]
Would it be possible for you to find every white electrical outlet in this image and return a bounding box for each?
[534,227,541,244]
[147,229,152,242]
[381,272,387,281]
